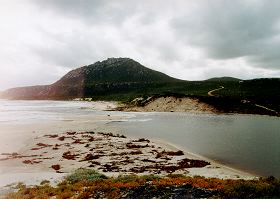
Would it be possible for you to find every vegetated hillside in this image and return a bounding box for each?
[80,58,182,99]
[205,76,241,82]
[0,58,180,100]
[196,78,280,116]
[57,57,178,85]
[117,76,280,116]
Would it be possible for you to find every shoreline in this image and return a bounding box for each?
[0,100,269,195]
[151,138,258,179]
[0,129,256,189]
[96,122,258,179]
[118,106,280,118]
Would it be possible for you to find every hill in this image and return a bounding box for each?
[205,77,241,82]
[56,58,178,85]
[1,58,279,116]
[0,58,179,100]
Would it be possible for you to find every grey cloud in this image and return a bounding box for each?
[30,33,97,67]
[35,0,280,69]
[29,0,185,68]
[1,0,280,90]
[31,0,178,27]
[32,0,141,26]
[171,0,280,69]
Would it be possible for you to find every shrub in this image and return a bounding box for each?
[4,171,280,199]
[65,169,107,184]
[115,174,139,183]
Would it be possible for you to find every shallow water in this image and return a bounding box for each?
[111,112,280,177]
[0,100,279,178]
[0,100,133,153]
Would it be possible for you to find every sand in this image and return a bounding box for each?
[118,96,217,113]
[0,101,257,196]
[0,130,255,187]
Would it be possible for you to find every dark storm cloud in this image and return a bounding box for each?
[171,0,280,69]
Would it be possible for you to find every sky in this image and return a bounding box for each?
[1,0,280,90]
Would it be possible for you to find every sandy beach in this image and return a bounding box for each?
[0,101,257,196]
[0,130,256,190]
[0,129,255,188]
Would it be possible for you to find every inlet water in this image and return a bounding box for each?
[111,112,280,177]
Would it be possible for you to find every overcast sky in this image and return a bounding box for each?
[1,0,280,90]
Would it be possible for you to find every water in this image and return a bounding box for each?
[0,100,134,153]
[0,100,279,177]
[110,112,280,177]
[0,100,131,124]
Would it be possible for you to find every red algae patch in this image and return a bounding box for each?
[1,130,252,180]
[62,151,78,160]
[51,164,61,171]
[22,159,42,164]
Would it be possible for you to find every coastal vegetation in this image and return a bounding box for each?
[5,169,280,198]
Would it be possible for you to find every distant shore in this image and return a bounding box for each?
[116,96,280,117]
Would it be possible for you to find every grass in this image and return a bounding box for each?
[5,169,280,199]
